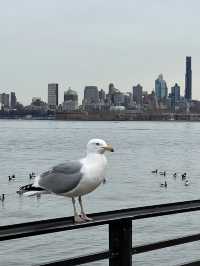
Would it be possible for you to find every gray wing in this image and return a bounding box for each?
[38,161,83,194]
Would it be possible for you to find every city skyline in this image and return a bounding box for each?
[0,56,196,105]
[0,56,193,107]
[1,56,200,117]
[0,68,194,106]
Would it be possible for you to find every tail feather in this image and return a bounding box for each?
[17,183,48,196]
[19,184,44,191]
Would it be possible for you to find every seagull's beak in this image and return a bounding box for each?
[104,144,114,152]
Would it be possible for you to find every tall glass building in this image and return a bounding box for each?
[155,74,168,100]
[185,56,192,101]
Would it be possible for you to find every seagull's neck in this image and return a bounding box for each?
[86,152,105,159]
[83,152,107,165]
[81,152,107,181]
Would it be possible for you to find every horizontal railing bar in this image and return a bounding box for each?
[37,257,200,266]
[37,233,200,265]
[1,199,200,241]
[37,250,109,266]
[36,232,200,266]
[132,233,200,254]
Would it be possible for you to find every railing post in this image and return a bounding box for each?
[109,219,132,266]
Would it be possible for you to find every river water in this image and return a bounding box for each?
[0,120,200,265]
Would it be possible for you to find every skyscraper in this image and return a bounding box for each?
[155,74,168,100]
[171,83,180,112]
[63,88,78,111]
[83,86,99,111]
[185,56,192,101]
[10,92,17,108]
[108,83,120,105]
[64,88,78,102]
[48,83,58,110]
[171,83,180,102]
[83,86,99,104]
[133,84,143,105]
[0,93,9,107]
[99,89,106,103]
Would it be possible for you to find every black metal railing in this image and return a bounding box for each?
[1,199,200,265]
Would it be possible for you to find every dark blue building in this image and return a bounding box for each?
[185,56,192,101]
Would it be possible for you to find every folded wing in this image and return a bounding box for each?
[38,161,83,194]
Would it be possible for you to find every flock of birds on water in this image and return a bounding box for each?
[8,172,36,182]
[0,169,191,203]
[151,169,190,188]
[0,172,36,202]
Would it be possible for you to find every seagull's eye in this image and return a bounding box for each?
[96,143,100,146]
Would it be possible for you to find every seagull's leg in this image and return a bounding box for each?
[79,196,93,221]
[72,197,84,223]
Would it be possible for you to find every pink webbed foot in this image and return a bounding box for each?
[74,214,85,224]
[80,213,93,222]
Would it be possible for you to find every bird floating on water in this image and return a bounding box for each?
[0,194,5,201]
[181,173,187,180]
[18,139,114,223]
[8,175,16,181]
[160,181,167,188]
[29,172,36,179]
[184,179,190,186]
[152,169,158,174]
[159,171,166,176]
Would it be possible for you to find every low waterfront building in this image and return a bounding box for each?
[63,100,78,112]
[124,93,134,109]
[190,100,200,113]
[110,105,125,111]
[113,91,125,106]
[143,91,157,112]
[26,97,48,113]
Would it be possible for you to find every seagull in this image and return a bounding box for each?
[18,139,114,223]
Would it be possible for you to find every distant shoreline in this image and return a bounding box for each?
[1,112,200,122]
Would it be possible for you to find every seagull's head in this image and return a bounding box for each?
[87,139,114,154]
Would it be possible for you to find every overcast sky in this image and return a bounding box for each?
[0,0,200,104]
